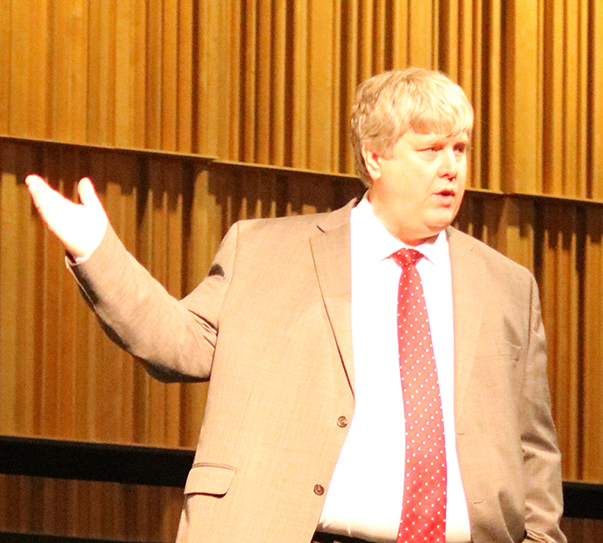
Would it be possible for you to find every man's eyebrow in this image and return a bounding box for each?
[415,135,449,146]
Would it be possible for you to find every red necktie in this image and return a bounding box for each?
[393,249,447,543]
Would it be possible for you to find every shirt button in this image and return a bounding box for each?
[337,416,348,428]
[314,484,325,496]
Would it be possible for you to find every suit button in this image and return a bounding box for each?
[337,416,348,428]
[314,484,325,496]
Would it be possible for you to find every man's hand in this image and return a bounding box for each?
[25,174,108,260]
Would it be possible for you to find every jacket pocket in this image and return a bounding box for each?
[184,463,236,497]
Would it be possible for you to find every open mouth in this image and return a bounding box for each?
[433,189,457,207]
[436,189,456,198]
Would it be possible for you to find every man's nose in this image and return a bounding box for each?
[438,148,460,178]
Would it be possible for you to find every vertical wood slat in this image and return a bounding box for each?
[307,1,336,171]
[225,0,243,160]
[0,1,11,134]
[591,0,603,199]
[563,0,581,198]
[339,0,359,175]
[99,0,118,145]
[145,0,163,149]
[133,0,148,149]
[439,0,459,77]
[503,0,541,194]
[114,0,138,149]
[372,0,386,73]
[270,0,288,165]
[291,0,309,167]
[242,0,258,162]
[331,1,343,171]
[255,0,272,164]
[196,0,224,157]
[542,0,564,196]
[582,207,603,482]
[576,0,589,199]
[357,0,375,79]
[176,0,193,152]
[162,0,179,151]
[483,0,502,192]
[466,0,482,190]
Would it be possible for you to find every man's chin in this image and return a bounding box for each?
[426,217,456,234]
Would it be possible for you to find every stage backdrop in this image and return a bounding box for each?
[1,0,603,541]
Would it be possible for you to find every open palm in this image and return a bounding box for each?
[25,175,108,260]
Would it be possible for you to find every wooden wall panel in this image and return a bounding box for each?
[3,0,603,201]
[4,137,603,540]
[4,139,603,482]
[4,140,603,541]
[0,475,183,542]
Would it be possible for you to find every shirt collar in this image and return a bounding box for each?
[351,195,450,268]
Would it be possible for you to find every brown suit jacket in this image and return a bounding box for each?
[71,199,565,543]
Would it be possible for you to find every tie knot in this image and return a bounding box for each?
[392,248,423,268]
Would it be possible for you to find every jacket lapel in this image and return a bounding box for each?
[310,201,356,395]
[448,227,484,421]
[308,212,482,403]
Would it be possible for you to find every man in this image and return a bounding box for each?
[26,67,565,543]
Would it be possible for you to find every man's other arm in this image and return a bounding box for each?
[521,276,566,543]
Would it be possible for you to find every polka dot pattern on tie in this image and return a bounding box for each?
[393,248,447,543]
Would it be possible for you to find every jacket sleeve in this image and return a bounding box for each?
[68,220,239,382]
[521,276,566,543]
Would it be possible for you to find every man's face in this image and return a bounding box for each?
[364,129,469,245]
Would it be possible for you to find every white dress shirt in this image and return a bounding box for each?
[317,197,471,542]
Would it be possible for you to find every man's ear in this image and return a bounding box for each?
[361,144,382,182]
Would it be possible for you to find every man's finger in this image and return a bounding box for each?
[77,177,103,212]
[25,174,59,212]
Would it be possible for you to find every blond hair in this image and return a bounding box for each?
[350,67,474,186]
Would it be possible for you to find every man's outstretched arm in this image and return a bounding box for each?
[25,173,224,382]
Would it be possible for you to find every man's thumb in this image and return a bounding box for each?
[77,177,104,213]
